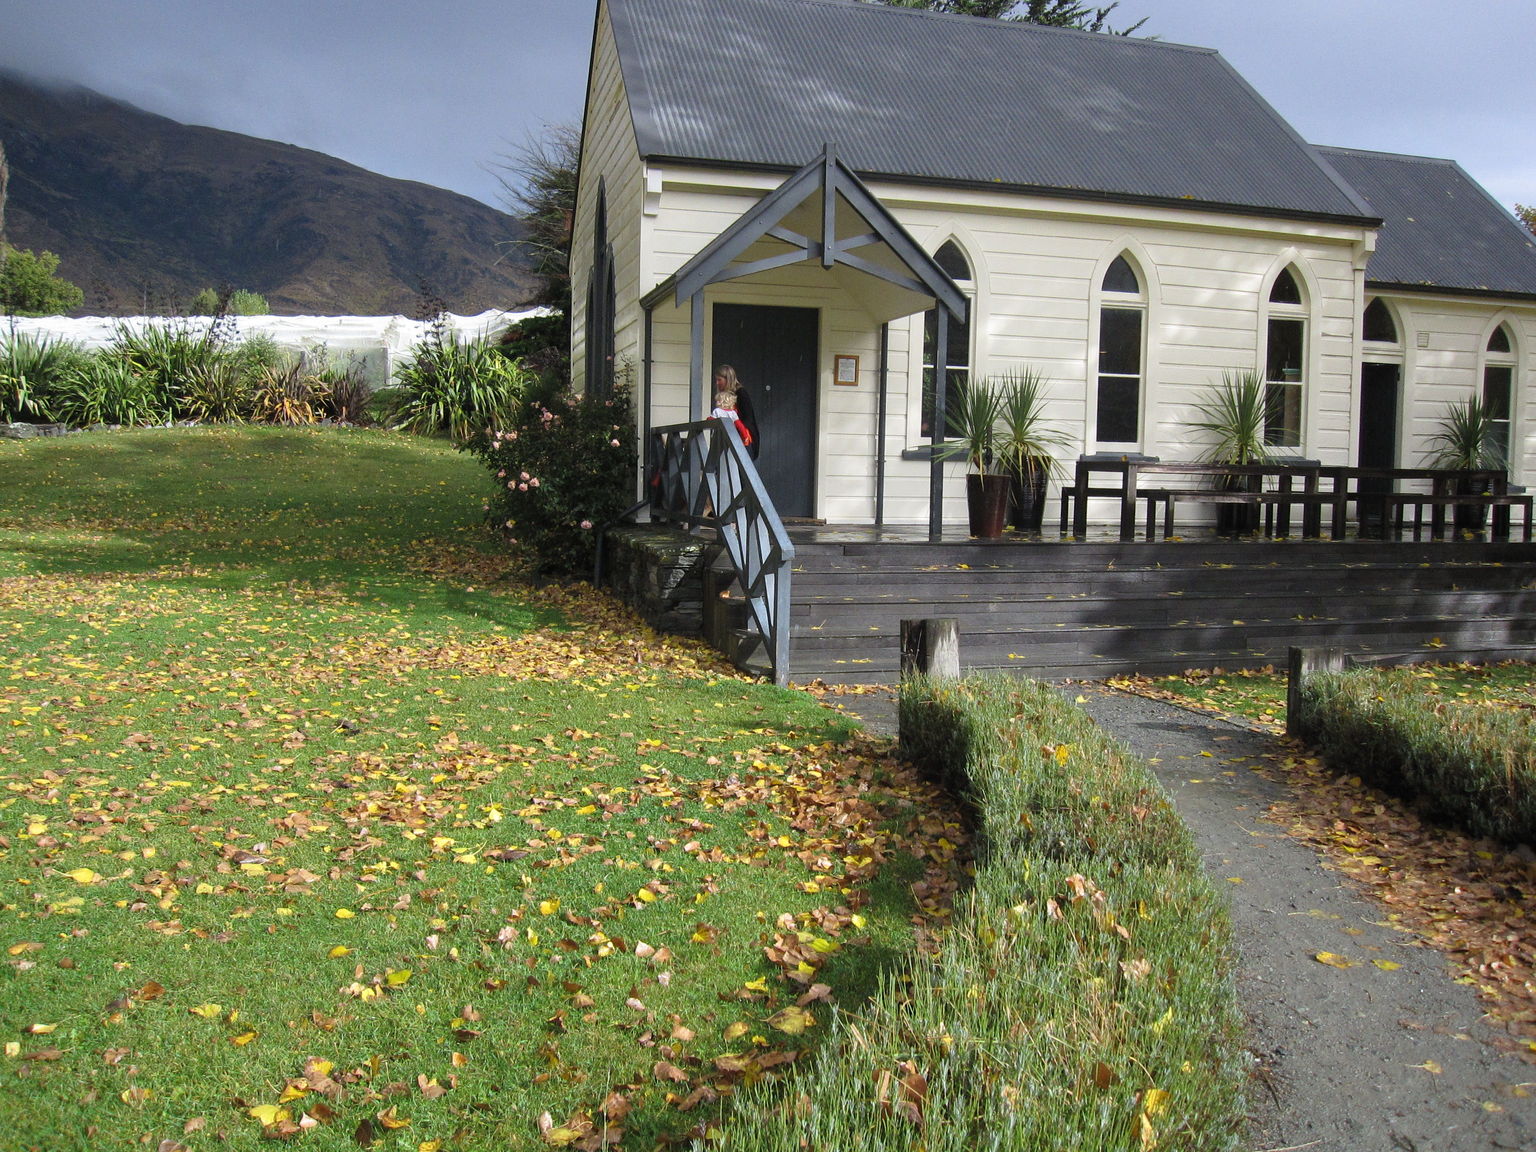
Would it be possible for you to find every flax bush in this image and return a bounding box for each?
[0,332,87,421]
[1296,667,1536,844]
[382,317,529,441]
[464,387,637,577]
[720,676,1246,1152]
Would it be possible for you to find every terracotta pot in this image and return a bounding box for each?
[1008,467,1048,534]
[966,473,1011,539]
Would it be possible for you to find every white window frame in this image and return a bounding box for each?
[1260,263,1311,450]
[1481,321,1518,470]
[908,235,978,442]
[1091,253,1148,451]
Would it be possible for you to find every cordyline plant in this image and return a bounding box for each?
[464,386,638,576]
[384,314,528,442]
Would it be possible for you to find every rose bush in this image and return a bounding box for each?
[465,386,637,576]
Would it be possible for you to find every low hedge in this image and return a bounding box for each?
[716,675,1246,1151]
[1295,667,1536,845]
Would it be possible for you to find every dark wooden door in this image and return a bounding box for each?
[711,303,819,519]
[1358,363,1401,537]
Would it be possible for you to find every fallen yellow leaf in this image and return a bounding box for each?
[1314,951,1355,969]
[765,1006,815,1035]
[63,868,99,885]
[248,1105,290,1126]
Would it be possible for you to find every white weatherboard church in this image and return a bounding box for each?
[570,0,1536,529]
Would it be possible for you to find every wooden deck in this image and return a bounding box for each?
[774,525,1536,683]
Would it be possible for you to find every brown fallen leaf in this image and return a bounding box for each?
[653,1060,689,1083]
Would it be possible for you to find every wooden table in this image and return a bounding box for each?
[1066,458,1335,541]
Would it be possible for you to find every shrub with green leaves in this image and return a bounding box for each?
[0,245,84,316]
[187,286,270,315]
[722,675,1247,1152]
[464,388,637,577]
[253,357,330,426]
[0,332,87,421]
[178,359,254,424]
[383,317,528,441]
[109,320,229,417]
[1296,667,1536,844]
[50,356,170,427]
[313,354,374,424]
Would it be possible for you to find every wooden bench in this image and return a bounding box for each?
[1381,492,1534,542]
[1145,488,1347,540]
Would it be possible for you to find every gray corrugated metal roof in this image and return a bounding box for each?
[1316,146,1536,300]
[607,0,1374,221]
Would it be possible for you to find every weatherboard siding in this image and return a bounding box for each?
[572,2,647,399]
[587,146,1531,524]
[632,166,1380,524]
[1379,297,1536,486]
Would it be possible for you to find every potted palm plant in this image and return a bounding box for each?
[935,377,1010,538]
[995,367,1072,534]
[1185,369,1271,535]
[1423,396,1506,534]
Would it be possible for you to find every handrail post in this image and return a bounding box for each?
[646,417,796,685]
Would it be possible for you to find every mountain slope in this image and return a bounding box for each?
[0,72,534,315]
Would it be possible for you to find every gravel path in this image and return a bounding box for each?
[823,685,1536,1151]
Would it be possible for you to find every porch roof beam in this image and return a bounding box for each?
[711,249,823,284]
[765,225,814,249]
[669,161,826,304]
[835,232,882,253]
[832,251,930,297]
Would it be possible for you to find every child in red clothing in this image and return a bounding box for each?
[711,389,753,449]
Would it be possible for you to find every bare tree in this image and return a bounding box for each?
[489,124,581,313]
[871,0,1147,35]
[0,139,9,248]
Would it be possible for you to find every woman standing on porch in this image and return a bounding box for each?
[714,364,759,459]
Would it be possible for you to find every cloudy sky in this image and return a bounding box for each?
[0,0,1530,214]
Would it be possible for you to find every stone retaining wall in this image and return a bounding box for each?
[600,525,714,635]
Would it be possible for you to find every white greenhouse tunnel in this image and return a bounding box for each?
[3,308,549,388]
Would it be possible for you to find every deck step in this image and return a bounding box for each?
[776,537,1536,683]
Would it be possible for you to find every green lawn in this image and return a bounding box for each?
[0,428,959,1151]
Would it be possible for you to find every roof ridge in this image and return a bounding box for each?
[1316,144,1457,167]
[646,0,1221,55]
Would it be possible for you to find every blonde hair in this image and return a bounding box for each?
[712,364,740,390]
[713,389,736,410]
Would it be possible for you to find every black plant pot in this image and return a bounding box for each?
[1215,473,1261,537]
[1008,467,1048,534]
[966,473,1011,539]
[1454,475,1492,536]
